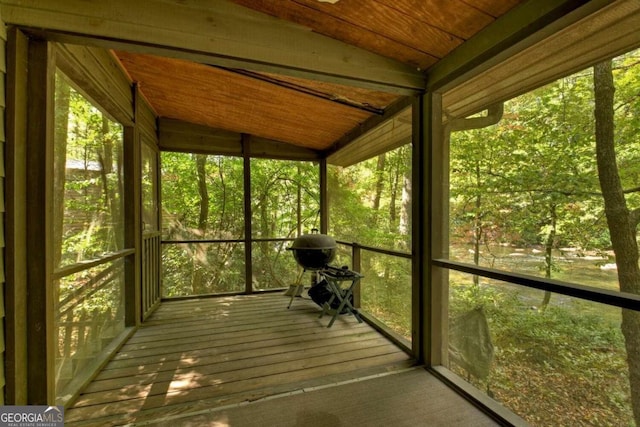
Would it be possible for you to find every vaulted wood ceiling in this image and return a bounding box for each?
[116,51,399,151]
[231,0,523,71]
[112,0,525,155]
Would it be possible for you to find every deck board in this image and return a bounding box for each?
[148,367,500,427]
[65,293,415,426]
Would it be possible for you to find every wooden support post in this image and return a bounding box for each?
[428,91,447,367]
[123,85,141,325]
[411,95,424,362]
[26,38,55,404]
[5,27,29,405]
[319,158,328,234]
[242,134,253,294]
[352,243,361,308]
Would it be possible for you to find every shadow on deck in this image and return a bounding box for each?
[65,293,498,426]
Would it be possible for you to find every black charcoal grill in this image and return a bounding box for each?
[285,230,362,327]
[285,229,336,308]
[287,228,337,270]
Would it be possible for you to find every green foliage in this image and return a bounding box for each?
[251,159,320,238]
[55,73,125,267]
[161,243,246,296]
[449,49,640,279]
[161,155,320,295]
[447,48,640,426]
[54,71,126,309]
[162,153,245,240]
[141,142,158,230]
[53,72,127,394]
[329,144,412,251]
[449,279,632,426]
[360,251,412,340]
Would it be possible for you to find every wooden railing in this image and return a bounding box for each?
[336,240,411,307]
[335,240,413,353]
[142,232,162,320]
[55,258,126,394]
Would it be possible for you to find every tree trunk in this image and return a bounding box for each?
[196,154,209,233]
[97,116,122,251]
[297,165,302,236]
[473,161,482,286]
[540,204,557,310]
[53,77,70,268]
[593,60,640,426]
[192,154,209,294]
[399,145,412,243]
[362,154,386,276]
[373,153,386,217]
[389,157,399,227]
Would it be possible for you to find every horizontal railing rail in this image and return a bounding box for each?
[53,248,135,280]
[335,240,413,353]
[162,237,294,244]
[434,258,640,311]
[57,261,123,317]
[336,240,412,259]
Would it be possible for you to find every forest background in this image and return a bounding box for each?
[55,48,640,426]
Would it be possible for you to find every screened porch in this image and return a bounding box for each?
[3,1,640,427]
[62,295,496,426]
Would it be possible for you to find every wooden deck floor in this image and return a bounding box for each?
[65,293,417,426]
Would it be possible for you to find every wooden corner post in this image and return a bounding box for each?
[26,38,56,404]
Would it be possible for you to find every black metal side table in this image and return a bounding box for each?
[318,266,363,328]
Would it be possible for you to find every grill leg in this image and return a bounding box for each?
[319,276,362,327]
[287,269,306,309]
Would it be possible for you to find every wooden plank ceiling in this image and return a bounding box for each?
[113,0,524,155]
[116,51,397,150]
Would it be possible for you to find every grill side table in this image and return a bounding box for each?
[318,267,363,328]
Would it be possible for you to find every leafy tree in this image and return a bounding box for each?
[329,144,411,251]
[161,155,319,294]
[54,73,70,268]
[448,48,640,425]
[450,72,605,290]
[594,58,640,426]
[53,72,126,392]
[161,153,246,295]
[250,159,319,289]
[328,143,413,340]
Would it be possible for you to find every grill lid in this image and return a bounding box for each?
[289,229,336,250]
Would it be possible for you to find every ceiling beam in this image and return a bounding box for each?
[323,96,414,162]
[0,0,425,94]
[442,0,640,120]
[427,0,610,92]
[158,119,321,161]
